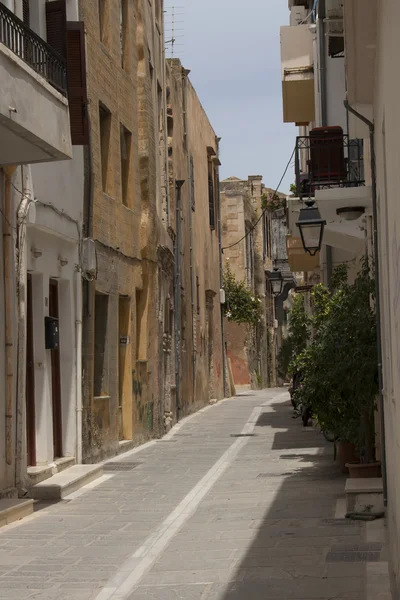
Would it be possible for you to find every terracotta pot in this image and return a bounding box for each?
[346,462,382,478]
[336,441,358,474]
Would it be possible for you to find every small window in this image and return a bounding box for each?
[98,0,106,42]
[119,0,127,68]
[155,0,161,23]
[208,159,215,230]
[120,124,132,207]
[196,276,200,318]
[99,104,112,194]
[189,155,195,211]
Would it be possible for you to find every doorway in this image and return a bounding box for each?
[49,279,62,459]
[26,274,36,467]
[118,296,131,440]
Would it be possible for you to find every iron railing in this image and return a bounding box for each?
[295,133,364,199]
[0,2,67,94]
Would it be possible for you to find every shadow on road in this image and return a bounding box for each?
[219,397,369,600]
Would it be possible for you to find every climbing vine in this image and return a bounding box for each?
[223,265,261,326]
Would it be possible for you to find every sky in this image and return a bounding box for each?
[165,0,296,194]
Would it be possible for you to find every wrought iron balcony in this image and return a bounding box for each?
[0,2,67,94]
[294,127,364,200]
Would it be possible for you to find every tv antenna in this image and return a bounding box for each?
[164,5,184,58]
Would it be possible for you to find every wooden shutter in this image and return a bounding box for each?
[46,0,67,58]
[67,22,88,145]
[22,0,30,26]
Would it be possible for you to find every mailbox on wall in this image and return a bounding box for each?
[45,316,60,350]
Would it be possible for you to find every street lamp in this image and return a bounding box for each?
[267,267,284,297]
[296,200,326,256]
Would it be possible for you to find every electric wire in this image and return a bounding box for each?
[222,146,296,251]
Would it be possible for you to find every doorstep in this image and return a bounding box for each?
[0,498,34,528]
[28,464,103,500]
[27,456,76,486]
[345,477,384,515]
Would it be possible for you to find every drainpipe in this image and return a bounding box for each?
[3,166,16,469]
[174,180,184,419]
[75,268,83,463]
[317,0,334,285]
[188,163,196,402]
[344,100,387,507]
[215,139,227,398]
[318,0,327,127]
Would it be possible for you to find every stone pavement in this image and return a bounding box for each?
[0,389,391,599]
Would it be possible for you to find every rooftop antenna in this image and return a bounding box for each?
[164,5,184,58]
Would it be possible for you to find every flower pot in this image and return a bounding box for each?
[336,441,358,474]
[346,462,382,478]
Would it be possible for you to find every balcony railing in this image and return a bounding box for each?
[0,2,67,94]
[295,127,364,199]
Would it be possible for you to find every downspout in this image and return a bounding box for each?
[3,166,16,468]
[188,162,196,402]
[75,268,83,463]
[15,166,32,488]
[174,180,184,419]
[216,139,227,397]
[344,100,387,507]
[318,0,327,127]
[317,0,334,284]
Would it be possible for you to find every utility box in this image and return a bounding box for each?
[45,316,60,350]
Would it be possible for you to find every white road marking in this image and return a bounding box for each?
[94,403,265,600]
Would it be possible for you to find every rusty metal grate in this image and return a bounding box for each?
[104,462,142,472]
[326,551,381,563]
[326,543,383,563]
[257,471,295,478]
[321,518,362,527]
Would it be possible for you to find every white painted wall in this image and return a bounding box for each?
[25,146,84,466]
[372,1,400,595]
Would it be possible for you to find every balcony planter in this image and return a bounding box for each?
[337,441,358,474]
[346,461,382,479]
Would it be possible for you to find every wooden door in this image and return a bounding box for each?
[49,279,62,458]
[26,274,36,467]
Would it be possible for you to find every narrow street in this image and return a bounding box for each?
[0,390,390,600]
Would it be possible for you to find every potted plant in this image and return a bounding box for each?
[292,261,380,477]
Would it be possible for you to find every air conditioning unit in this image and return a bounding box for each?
[325,0,344,34]
[326,0,343,18]
[290,6,307,26]
[325,0,344,57]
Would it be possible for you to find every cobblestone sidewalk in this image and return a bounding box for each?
[0,390,391,599]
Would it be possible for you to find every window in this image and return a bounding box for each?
[98,0,106,43]
[99,104,112,193]
[208,159,216,229]
[120,124,132,207]
[119,0,127,68]
[155,0,161,23]
[22,0,30,26]
[46,3,88,144]
[189,155,195,211]
[196,276,200,318]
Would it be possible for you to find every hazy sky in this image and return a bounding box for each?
[165,0,296,193]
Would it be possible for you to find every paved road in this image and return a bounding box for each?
[0,390,390,599]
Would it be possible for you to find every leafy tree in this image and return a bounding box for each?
[223,265,261,326]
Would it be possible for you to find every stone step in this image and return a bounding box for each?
[29,464,103,500]
[27,456,76,487]
[0,499,34,528]
[345,477,384,515]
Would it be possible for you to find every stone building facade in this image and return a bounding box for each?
[166,59,225,414]
[78,2,224,464]
[220,176,273,388]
